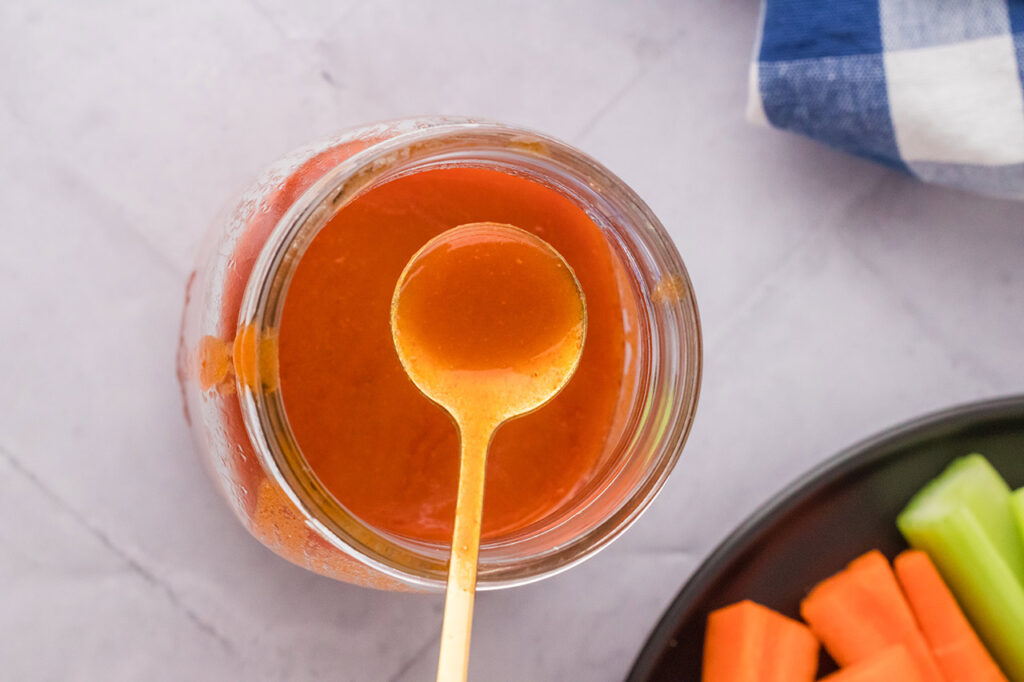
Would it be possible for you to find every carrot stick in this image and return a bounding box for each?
[819,645,924,682]
[800,550,944,681]
[895,550,1008,682]
[702,600,818,682]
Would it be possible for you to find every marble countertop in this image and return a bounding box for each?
[3,1,1023,680]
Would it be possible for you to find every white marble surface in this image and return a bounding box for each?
[2,1,1023,680]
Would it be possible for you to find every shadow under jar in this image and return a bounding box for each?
[177,118,702,592]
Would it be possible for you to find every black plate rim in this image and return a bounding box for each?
[627,393,1024,681]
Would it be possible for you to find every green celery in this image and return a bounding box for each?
[898,454,1024,681]
[899,454,1024,581]
[899,505,1024,680]
[1014,488,1024,549]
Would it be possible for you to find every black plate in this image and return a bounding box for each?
[628,395,1024,681]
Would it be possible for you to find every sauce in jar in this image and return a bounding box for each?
[179,120,701,590]
[278,167,628,542]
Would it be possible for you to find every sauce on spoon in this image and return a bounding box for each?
[391,222,587,681]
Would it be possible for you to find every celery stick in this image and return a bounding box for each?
[1014,488,1024,549]
[899,454,1024,582]
[898,505,1024,681]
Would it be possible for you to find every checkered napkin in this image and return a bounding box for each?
[748,0,1024,200]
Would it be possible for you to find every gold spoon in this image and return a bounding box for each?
[391,222,587,682]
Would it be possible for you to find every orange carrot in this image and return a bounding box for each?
[800,550,944,681]
[819,645,924,682]
[702,600,819,682]
[894,550,1008,682]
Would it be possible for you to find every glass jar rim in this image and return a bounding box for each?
[235,120,702,591]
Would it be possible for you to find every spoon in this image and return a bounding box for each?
[391,222,587,682]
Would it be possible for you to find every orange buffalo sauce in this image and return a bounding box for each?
[277,167,627,542]
[391,223,587,393]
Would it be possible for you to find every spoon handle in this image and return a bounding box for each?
[437,421,493,682]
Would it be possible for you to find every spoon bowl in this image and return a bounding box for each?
[391,222,587,428]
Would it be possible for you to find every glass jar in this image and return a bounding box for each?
[177,118,702,592]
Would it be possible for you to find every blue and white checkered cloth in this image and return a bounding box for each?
[748,0,1024,200]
